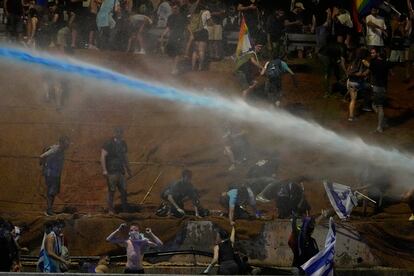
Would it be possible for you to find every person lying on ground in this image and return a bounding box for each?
[106,223,163,274]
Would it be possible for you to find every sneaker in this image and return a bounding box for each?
[362,107,373,112]
[228,164,236,171]
[373,127,383,133]
[409,214,414,221]
[44,210,55,216]
[348,117,354,122]
[134,49,146,55]
[88,44,98,50]
[256,194,271,203]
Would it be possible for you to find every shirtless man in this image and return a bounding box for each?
[106,223,163,273]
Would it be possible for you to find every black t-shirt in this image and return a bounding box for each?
[313,0,330,27]
[6,0,23,15]
[65,0,83,14]
[238,0,258,26]
[208,0,225,25]
[102,138,128,174]
[266,14,285,41]
[162,179,198,201]
[167,12,187,39]
[320,42,345,62]
[370,58,390,88]
[285,11,303,33]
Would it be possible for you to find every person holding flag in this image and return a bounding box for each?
[234,16,263,99]
[301,217,336,276]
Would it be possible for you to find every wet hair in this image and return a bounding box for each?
[114,127,124,135]
[59,136,69,145]
[182,169,192,178]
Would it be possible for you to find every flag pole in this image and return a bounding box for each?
[355,191,376,204]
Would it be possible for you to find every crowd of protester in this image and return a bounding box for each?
[2,0,414,274]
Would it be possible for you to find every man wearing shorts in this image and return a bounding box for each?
[40,136,70,216]
[101,127,132,214]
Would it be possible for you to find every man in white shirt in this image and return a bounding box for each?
[365,7,387,48]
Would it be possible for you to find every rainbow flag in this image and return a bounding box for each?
[236,16,252,57]
[355,0,383,16]
[353,0,383,32]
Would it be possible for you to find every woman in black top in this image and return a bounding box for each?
[203,226,239,275]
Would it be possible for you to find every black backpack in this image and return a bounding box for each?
[266,59,283,81]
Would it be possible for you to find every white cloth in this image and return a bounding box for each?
[156,1,172,28]
[201,10,211,30]
[365,14,386,46]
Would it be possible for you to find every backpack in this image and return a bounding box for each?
[266,59,283,81]
[189,11,203,33]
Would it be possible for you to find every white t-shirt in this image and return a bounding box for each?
[365,14,386,46]
[201,10,211,30]
[156,1,172,28]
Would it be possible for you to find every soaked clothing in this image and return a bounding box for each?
[218,241,238,275]
[102,138,128,174]
[161,179,199,206]
[41,144,65,177]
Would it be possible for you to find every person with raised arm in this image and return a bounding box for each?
[106,223,163,274]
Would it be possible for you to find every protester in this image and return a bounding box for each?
[266,8,286,58]
[365,7,387,50]
[101,127,132,214]
[38,220,70,273]
[362,47,391,133]
[346,47,370,121]
[288,215,319,274]
[203,226,238,275]
[106,223,163,274]
[220,183,259,225]
[4,0,24,42]
[156,169,205,217]
[0,219,19,272]
[260,54,297,107]
[160,2,187,75]
[39,136,70,216]
[222,124,249,171]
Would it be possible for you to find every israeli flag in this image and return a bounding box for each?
[301,217,336,276]
[37,233,47,272]
[323,181,358,220]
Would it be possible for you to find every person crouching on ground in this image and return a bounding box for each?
[158,169,203,217]
[220,184,260,226]
[203,226,238,275]
[106,223,163,274]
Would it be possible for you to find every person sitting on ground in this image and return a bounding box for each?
[106,223,163,274]
[203,226,238,275]
[220,183,260,226]
[157,169,204,217]
[259,54,297,107]
[288,215,318,274]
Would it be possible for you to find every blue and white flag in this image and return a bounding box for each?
[301,217,336,276]
[37,233,47,272]
[323,181,358,220]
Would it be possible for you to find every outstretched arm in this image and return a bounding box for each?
[145,228,163,246]
[203,245,219,274]
[106,224,127,245]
